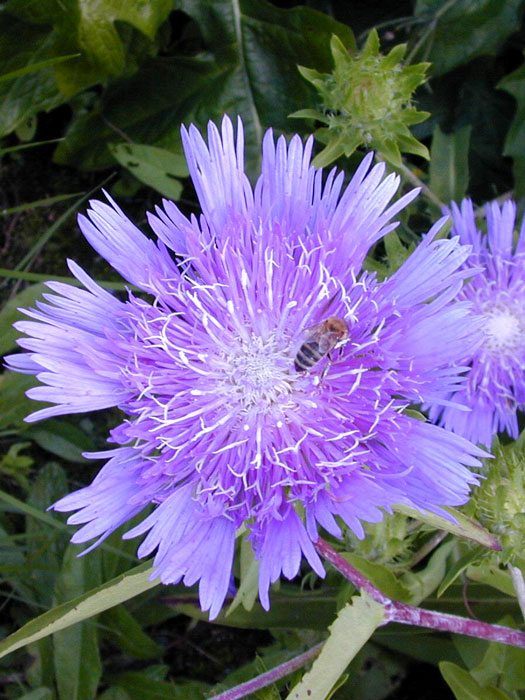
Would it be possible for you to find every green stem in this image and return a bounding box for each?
[395,159,446,211]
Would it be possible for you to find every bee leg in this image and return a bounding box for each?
[319,354,334,382]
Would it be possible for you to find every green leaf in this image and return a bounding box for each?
[168,587,338,630]
[403,541,455,605]
[437,547,485,598]
[109,143,188,199]
[17,690,54,700]
[0,487,68,532]
[55,0,352,172]
[287,593,385,700]
[466,561,515,596]
[414,0,523,77]
[439,661,512,700]
[429,125,471,203]
[0,374,43,430]
[26,463,69,606]
[470,616,525,691]
[25,420,96,463]
[0,267,128,291]
[111,672,209,700]
[53,545,103,700]
[379,630,464,666]
[7,0,173,95]
[26,638,56,692]
[227,535,259,614]
[383,231,414,274]
[499,61,525,196]
[0,283,47,355]
[341,553,412,602]
[97,690,131,700]
[0,53,79,83]
[0,562,158,659]
[0,15,64,137]
[1,192,84,216]
[101,605,162,660]
[395,505,501,551]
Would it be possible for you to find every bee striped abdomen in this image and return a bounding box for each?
[294,341,323,371]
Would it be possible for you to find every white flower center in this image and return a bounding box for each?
[221,334,295,411]
[484,307,524,352]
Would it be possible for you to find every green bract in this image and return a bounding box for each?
[473,438,525,564]
[293,30,430,167]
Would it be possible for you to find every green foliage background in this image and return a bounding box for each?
[1,1,525,698]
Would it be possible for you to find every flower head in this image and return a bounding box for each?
[293,31,429,167]
[7,117,486,618]
[428,199,525,447]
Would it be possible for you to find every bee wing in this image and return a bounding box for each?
[317,331,340,354]
[302,322,336,354]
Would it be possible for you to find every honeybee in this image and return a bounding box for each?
[294,316,349,372]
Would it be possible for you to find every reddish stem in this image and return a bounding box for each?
[392,603,525,647]
[316,537,525,649]
[210,642,323,700]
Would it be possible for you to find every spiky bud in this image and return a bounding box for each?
[293,31,430,167]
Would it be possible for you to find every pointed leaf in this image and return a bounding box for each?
[287,593,385,700]
[395,505,501,550]
[429,125,471,203]
[0,563,158,659]
[439,661,512,700]
[53,545,103,700]
[109,143,188,199]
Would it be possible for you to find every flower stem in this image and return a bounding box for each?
[316,538,525,649]
[210,642,324,700]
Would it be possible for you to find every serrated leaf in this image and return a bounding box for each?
[395,505,500,550]
[0,562,158,659]
[287,593,385,700]
[109,143,188,200]
[429,124,471,203]
[439,661,512,700]
[414,0,523,77]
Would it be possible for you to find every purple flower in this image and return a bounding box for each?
[428,198,525,447]
[6,117,486,618]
